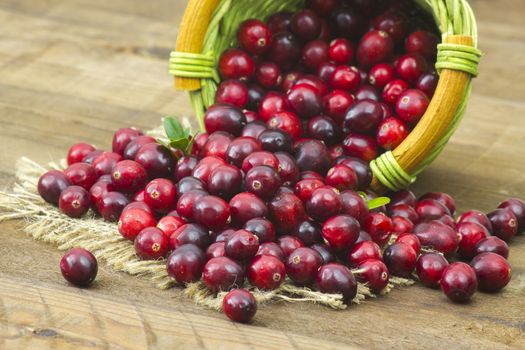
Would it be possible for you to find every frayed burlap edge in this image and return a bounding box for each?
[0,150,414,311]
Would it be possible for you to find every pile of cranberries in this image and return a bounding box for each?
[37,1,523,324]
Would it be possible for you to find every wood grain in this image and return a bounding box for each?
[0,0,524,349]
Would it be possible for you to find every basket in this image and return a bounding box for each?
[169,0,481,194]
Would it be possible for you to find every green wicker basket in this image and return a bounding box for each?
[170,0,481,193]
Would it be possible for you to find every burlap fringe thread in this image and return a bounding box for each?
[0,156,414,311]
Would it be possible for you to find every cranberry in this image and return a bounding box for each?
[342,134,378,162]
[215,80,249,108]
[330,8,365,40]
[306,116,339,146]
[383,242,417,278]
[191,195,230,229]
[278,236,305,258]
[419,192,455,215]
[238,19,272,55]
[396,233,421,253]
[405,30,439,60]
[143,179,176,213]
[340,190,368,221]
[347,241,381,267]
[382,79,409,105]
[123,135,156,160]
[157,215,185,238]
[118,208,156,240]
[123,201,153,215]
[166,244,206,283]
[267,11,292,33]
[373,10,408,43]
[376,117,409,150]
[223,288,257,323]
[59,186,91,218]
[299,170,325,181]
[64,163,97,190]
[307,0,341,16]
[294,178,324,202]
[91,152,122,177]
[286,83,323,119]
[355,85,380,102]
[258,129,292,153]
[329,66,361,91]
[456,222,489,259]
[388,204,419,223]
[488,208,518,241]
[229,192,268,226]
[294,139,332,174]
[173,156,198,182]
[191,156,225,184]
[207,164,242,200]
[355,259,389,293]
[316,263,357,303]
[416,252,449,288]
[258,92,286,122]
[257,242,286,262]
[395,89,430,124]
[364,212,393,246]
[67,143,96,165]
[475,236,509,259]
[470,252,511,292]
[317,62,337,82]
[392,217,414,234]
[170,223,210,250]
[247,255,286,290]
[98,192,129,221]
[440,262,477,302]
[306,186,342,222]
[38,170,71,205]
[323,90,354,123]
[241,121,267,139]
[290,9,321,41]
[286,247,322,285]
[310,243,334,264]
[110,160,146,193]
[241,218,274,243]
[293,220,322,246]
[337,157,372,190]
[416,198,450,221]
[135,144,174,179]
[204,104,246,136]
[368,63,395,88]
[498,198,525,233]
[389,189,417,208]
[82,150,104,164]
[395,53,429,83]
[223,139,259,170]
[246,85,265,112]
[269,192,305,232]
[275,152,300,185]
[254,62,282,89]
[357,30,393,68]
[244,165,281,200]
[414,221,458,258]
[321,214,359,251]
[213,228,236,242]
[416,73,439,98]
[267,111,302,140]
[203,257,245,292]
[206,242,226,260]
[192,133,209,156]
[327,38,353,64]
[134,227,169,260]
[301,40,329,71]
[60,248,98,287]
[112,127,142,155]
[218,48,254,80]
[458,210,492,233]
[324,165,357,191]
[242,151,279,173]
[344,100,383,134]
[268,32,301,70]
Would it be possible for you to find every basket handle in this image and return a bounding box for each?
[370,35,477,193]
[174,0,221,91]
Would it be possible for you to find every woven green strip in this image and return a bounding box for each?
[370,152,417,192]
[436,43,481,76]
[169,51,218,81]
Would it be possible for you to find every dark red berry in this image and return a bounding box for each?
[67,143,96,165]
[98,191,129,222]
[498,198,525,233]
[337,157,373,190]
[204,104,246,136]
[207,164,243,200]
[395,53,428,83]
[294,139,332,174]
[157,215,185,238]
[123,135,156,160]
[38,170,71,205]
[242,151,279,173]
[134,227,169,260]
[203,257,245,292]
[440,262,477,302]
[267,111,302,140]
[357,30,394,68]
[64,163,97,190]
[414,221,459,258]
[416,198,450,221]
[376,117,409,150]
[245,165,281,200]
[170,223,210,251]
[290,9,321,41]
[193,195,230,230]
[382,79,409,105]
[405,30,439,60]
[238,19,272,55]
[275,152,300,185]
[395,89,430,124]
[192,156,226,184]
[330,65,361,91]
[258,129,292,153]
[206,242,226,260]
[416,73,439,98]
[224,229,259,261]
[330,8,365,40]
[91,152,123,177]
[301,40,329,70]
[268,32,301,70]
[166,244,206,284]
[355,259,389,293]
[174,156,199,182]
[369,63,395,88]
[396,233,421,253]
[456,222,489,259]
[389,190,417,208]
[354,85,380,101]
[223,288,257,323]
[342,134,378,162]
[59,186,91,218]
[316,263,357,303]
[135,143,174,179]
[475,236,509,259]
[347,241,381,267]
[323,90,354,123]
[255,62,282,89]
[277,235,305,258]
[215,80,249,108]
[241,121,267,139]
[60,248,98,287]
[112,127,142,155]
[470,252,511,292]
[383,242,417,278]
[144,178,176,213]
[111,160,147,193]
[488,208,518,241]
[325,165,358,191]
[257,242,286,262]
[286,84,323,119]
[218,48,255,80]
[258,92,286,122]
[322,214,360,251]
[248,255,286,290]
[82,150,104,164]
[306,186,342,222]
[340,190,368,221]
[364,212,393,246]
[244,218,275,243]
[286,247,322,285]
[269,192,305,232]
[118,208,156,240]
[229,192,268,226]
[416,252,449,288]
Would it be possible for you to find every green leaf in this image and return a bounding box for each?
[367,197,391,210]
[169,138,190,150]
[184,136,195,155]
[164,117,186,140]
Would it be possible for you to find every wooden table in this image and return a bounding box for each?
[1,0,524,348]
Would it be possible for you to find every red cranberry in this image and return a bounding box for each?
[166,244,206,283]
[123,135,156,160]
[244,218,275,243]
[364,212,393,246]
[328,38,353,64]
[177,176,206,198]
[257,242,286,262]
[204,105,246,136]
[277,236,305,258]
[192,133,209,156]
[388,204,419,223]
[223,288,257,323]
[67,143,96,165]
[325,165,358,191]
[395,89,430,124]
[368,63,395,88]
[457,210,493,233]
[310,243,335,264]
[383,242,417,278]
[238,19,272,55]
[59,186,91,218]
[213,228,235,243]
[347,241,381,267]
[294,139,332,174]
[38,170,71,205]
[258,129,292,153]
[111,160,146,193]
[405,30,439,60]
[456,222,489,259]
[134,227,169,260]
[440,262,478,302]
[254,62,282,89]
[355,259,389,293]
[416,73,439,98]
[123,201,153,215]
[396,53,429,83]
[247,255,285,290]
[342,134,378,162]
[337,157,372,190]
[382,79,409,105]
[268,32,301,70]
[294,178,324,202]
[269,192,305,232]
[307,0,341,16]
[244,165,281,200]
[258,92,286,122]
[340,190,368,222]
[414,221,458,258]
[192,156,226,184]
[157,215,185,238]
[241,121,267,139]
[173,156,198,182]
[192,195,230,230]
[392,216,414,234]
[60,248,98,287]
[215,80,249,108]
[64,163,97,190]
[396,233,421,253]
[316,263,357,303]
[290,9,321,41]
[275,152,300,185]
[317,62,337,83]
[223,229,259,261]
[416,252,449,288]
[112,127,142,155]
[470,252,511,292]
[330,8,365,40]
[357,30,394,68]
[218,48,254,80]
[293,220,322,246]
[267,11,292,32]
[307,116,339,146]
[118,208,156,240]
[416,198,450,221]
[91,152,122,177]
[82,150,104,164]
[301,40,329,71]
[170,223,210,250]
[242,151,279,173]
[323,90,354,123]
[329,66,361,91]
[286,84,323,119]
[203,257,245,292]
[322,214,360,251]
[420,192,456,215]
[207,164,242,200]
[286,247,322,285]
[135,144,174,179]
[229,192,268,226]
[223,137,259,169]
[488,208,518,241]
[376,117,408,150]
[389,190,417,208]
[98,192,129,222]
[144,179,176,213]
[306,187,342,222]
[475,236,509,259]
[373,10,408,43]
[267,111,302,140]
[206,242,226,260]
[344,100,383,133]
[299,170,324,181]
[498,198,525,233]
